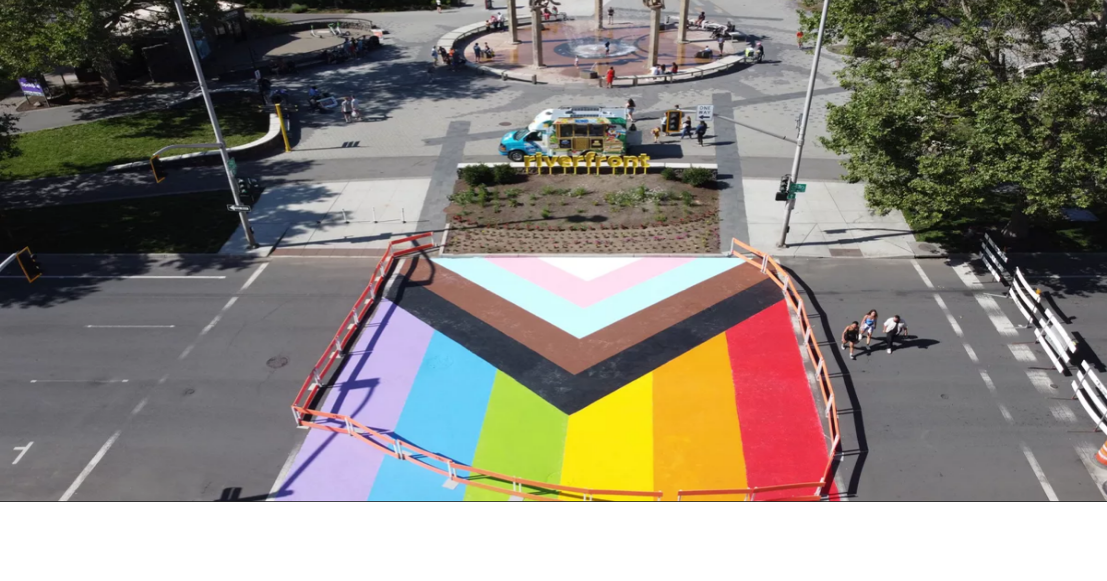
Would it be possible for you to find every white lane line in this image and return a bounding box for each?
[238,263,268,292]
[998,404,1014,424]
[30,379,129,384]
[1008,344,1038,362]
[1025,370,1056,395]
[86,325,176,329]
[131,397,149,416]
[979,370,997,394]
[12,442,33,465]
[199,297,238,337]
[950,261,984,289]
[963,343,979,363]
[1,275,226,280]
[1021,443,1059,501]
[1074,444,1107,501]
[178,344,196,361]
[267,442,306,501]
[1049,404,1078,423]
[911,260,935,289]
[974,294,1020,337]
[59,430,122,502]
[933,295,964,337]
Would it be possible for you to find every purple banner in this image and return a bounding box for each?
[18,78,45,98]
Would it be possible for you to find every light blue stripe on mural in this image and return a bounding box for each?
[368,332,497,501]
[436,257,739,338]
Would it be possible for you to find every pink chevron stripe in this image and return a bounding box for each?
[485,257,695,307]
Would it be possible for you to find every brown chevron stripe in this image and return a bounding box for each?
[400,257,766,374]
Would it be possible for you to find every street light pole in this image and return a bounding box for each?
[778,0,830,248]
[171,0,258,249]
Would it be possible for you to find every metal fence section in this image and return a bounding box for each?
[1072,362,1107,433]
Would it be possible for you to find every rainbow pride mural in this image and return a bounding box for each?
[276,257,827,501]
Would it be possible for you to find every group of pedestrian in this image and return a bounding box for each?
[744,42,765,63]
[471,41,496,61]
[339,95,361,123]
[841,310,910,359]
[647,62,680,76]
[435,46,468,70]
[651,112,708,146]
[486,11,506,30]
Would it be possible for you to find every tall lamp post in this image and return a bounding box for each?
[171,0,257,249]
[778,0,830,248]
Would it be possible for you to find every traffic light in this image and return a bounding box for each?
[664,110,683,133]
[775,174,791,201]
[150,155,167,183]
[15,247,42,283]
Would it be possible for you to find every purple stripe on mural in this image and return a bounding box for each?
[275,299,434,501]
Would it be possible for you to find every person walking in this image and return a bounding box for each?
[605,66,615,89]
[341,96,352,122]
[680,115,692,139]
[695,119,708,146]
[717,34,725,55]
[860,309,878,346]
[350,95,360,121]
[625,98,635,121]
[882,315,908,354]
[796,30,804,48]
[652,123,661,143]
[608,7,615,25]
[841,321,861,360]
[432,47,439,66]
[474,42,483,61]
[755,41,765,62]
[604,40,611,56]
[437,0,442,13]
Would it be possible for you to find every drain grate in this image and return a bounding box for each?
[829,248,863,257]
[499,122,512,126]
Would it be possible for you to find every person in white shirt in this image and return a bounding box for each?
[882,315,908,354]
[650,65,661,75]
[350,96,360,121]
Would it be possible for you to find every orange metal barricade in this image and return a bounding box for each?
[287,235,840,501]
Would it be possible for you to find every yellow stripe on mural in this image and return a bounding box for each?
[653,334,747,500]
[560,374,654,501]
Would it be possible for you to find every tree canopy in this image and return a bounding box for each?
[803,0,1107,237]
[0,0,224,92]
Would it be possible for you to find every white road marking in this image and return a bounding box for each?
[979,370,997,394]
[59,430,122,501]
[131,397,149,416]
[238,263,268,292]
[1008,344,1038,362]
[998,404,1014,424]
[933,295,964,336]
[178,344,196,360]
[267,441,307,501]
[950,261,984,289]
[1049,404,1078,423]
[963,343,979,363]
[911,260,935,289]
[974,294,1020,337]
[1,275,226,280]
[1074,444,1107,501]
[30,379,129,384]
[1031,274,1107,280]
[1025,369,1056,395]
[86,325,176,329]
[197,296,238,339]
[1021,443,1059,501]
[12,442,33,465]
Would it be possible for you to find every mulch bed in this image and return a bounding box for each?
[443,173,721,254]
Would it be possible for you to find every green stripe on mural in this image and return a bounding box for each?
[464,372,568,501]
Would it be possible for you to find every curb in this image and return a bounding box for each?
[105,112,283,172]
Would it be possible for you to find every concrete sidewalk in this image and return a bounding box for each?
[742,179,933,259]
[219,178,433,256]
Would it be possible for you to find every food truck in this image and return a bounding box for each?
[501,107,629,162]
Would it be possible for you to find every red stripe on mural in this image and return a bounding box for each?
[726,301,830,500]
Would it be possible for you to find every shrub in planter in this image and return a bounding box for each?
[460,164,496,187]
[681,167,714,188]
[492,164,517,185]
[290,3,308,12]
[660,167,679,181]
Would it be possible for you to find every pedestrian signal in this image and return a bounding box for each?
[775,174,791,201]
[150,155,167,183]
[664,110,683,133]
[15,247,42,283]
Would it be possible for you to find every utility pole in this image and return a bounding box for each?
[171,0,257,249]
[778,0,830,249]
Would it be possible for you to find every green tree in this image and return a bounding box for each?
[0,113,19,174]
[804,0,1107,241]
[0,0,223,94]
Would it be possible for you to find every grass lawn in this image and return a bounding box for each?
[0,191,241,254]
[0,93,268,181]
[905,206,1107,253]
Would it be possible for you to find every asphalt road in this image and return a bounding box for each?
[0,255,373,501]
[787,255,1107,501]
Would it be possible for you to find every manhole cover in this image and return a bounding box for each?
[499,122,512,126]
[267,356,289,369]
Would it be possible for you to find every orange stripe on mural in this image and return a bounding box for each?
[727,301,828,500]
[653,334,747,500]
